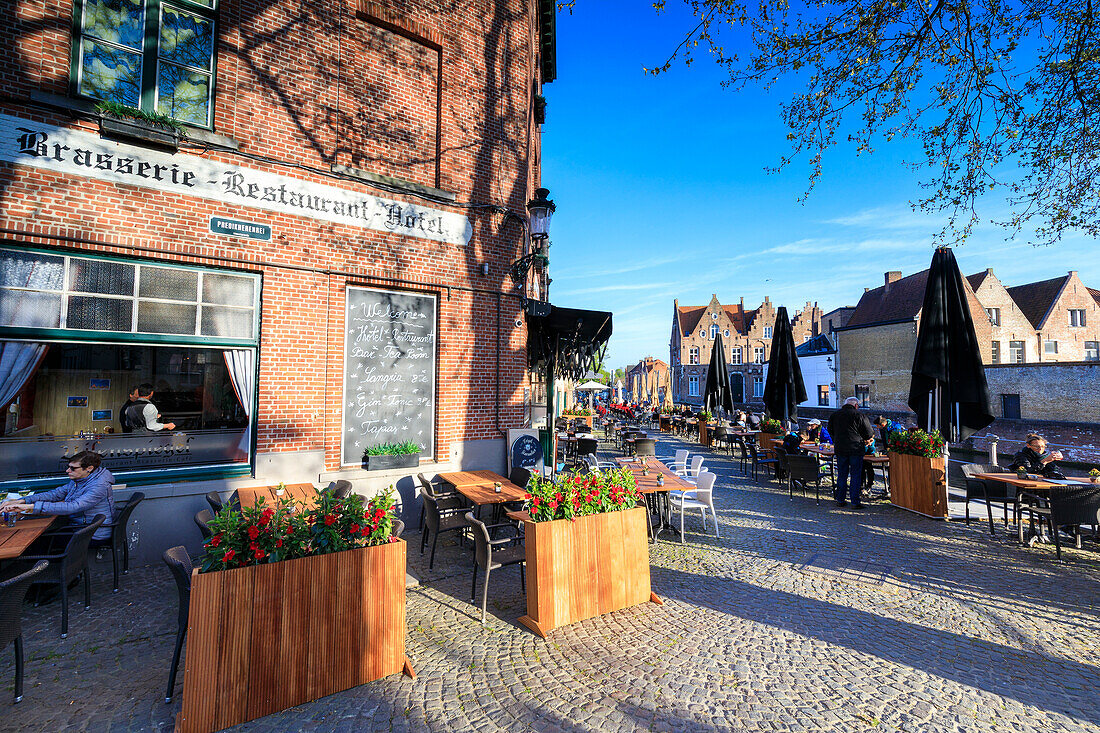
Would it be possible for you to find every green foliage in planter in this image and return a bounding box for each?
[524,467,642,522]
[563,408,592,416]
[698,410,713,422]
[760,418,784,434]
[200,487,397,572]
[96,100,183,132]
[364,441,420,456]
[885,428,945,458]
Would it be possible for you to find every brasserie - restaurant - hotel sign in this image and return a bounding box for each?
[0,113,472,246]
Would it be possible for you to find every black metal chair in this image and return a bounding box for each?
[323,479,353,500]
[732,436,750,474]
[19,515,105,638]
[746,442,779,482]
[1033,486,1100,560]
[787,455,823,504]
[421,493,467,569]
[106,491,144,592]
[0,560,48,703]
[416,473,463,534]
[960,463,1014,535]
[205,491,224,514]
[464,511,525,624]
[574,439,599,467]
[392,519,405,538]
[194,509,214,540]
[508,466,532,490]
[162,546,191,703]
[710,426,733,456]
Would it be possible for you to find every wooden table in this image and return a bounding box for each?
[234,483,319,508]
[441,471,528,506]
[974,473,1094,543]
[614,458,692,541]
[0,515,57,560]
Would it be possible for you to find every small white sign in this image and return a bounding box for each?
[0,113,472,246]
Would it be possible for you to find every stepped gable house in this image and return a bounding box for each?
[1003,271,1100,363]
[0,0,558,561]
[670,295,822,407]
[625,356,669,402]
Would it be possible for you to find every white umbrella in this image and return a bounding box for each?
[576,379,607,413]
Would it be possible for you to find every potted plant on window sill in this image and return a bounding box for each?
[886,428,948,518]
[178,489,413,733]
[96,100,181,151]
[362,441,420,470]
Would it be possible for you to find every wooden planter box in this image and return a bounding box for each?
[177,541,413,733]
[698,421,711,446]
[659,416,672,431]
[757,432,781,455]
[562,414,593,429]
[363,453,419,470]
[888,451,948,519]
[518,506,661,637]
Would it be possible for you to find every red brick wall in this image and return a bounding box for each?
[1,0,543,471]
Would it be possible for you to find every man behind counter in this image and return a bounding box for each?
[122,383,176,433]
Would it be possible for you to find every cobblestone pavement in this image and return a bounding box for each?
[3,432,1100,732]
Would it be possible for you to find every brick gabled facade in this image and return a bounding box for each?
[670,295,822,406]
[1004,271,1100,362]
[967,269,1042,363]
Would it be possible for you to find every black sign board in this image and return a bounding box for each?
[209,216,271,241]
[342,287,436,465]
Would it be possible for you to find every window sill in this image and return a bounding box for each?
[330,163,456,203]
[27,91,240,150]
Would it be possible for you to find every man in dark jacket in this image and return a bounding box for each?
[1009,434,1065,478]
[119,385,140,433]
[827,398,875,508]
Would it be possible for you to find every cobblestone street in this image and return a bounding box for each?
[2,432,1099,733]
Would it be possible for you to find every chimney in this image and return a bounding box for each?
[885,271,902,287]
[864,287,870,293]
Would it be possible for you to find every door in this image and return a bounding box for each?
[1001,394,1021,420]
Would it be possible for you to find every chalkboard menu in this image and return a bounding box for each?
[342,287,437,465]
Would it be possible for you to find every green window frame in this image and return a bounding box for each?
[69,0,218,129]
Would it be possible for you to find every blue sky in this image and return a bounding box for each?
[540,1,1100,373]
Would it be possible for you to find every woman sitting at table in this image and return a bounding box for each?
[0,450,117,543]
[1009,434,1066,479]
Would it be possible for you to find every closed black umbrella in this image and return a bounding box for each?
[703,332,736,418]
[908,247,994,441]
[762,307,807,424]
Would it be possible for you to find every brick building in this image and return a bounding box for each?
[670,295,822,407]
[834,270,992,412]
[1003,271,1100,362]
[0,0,557,561]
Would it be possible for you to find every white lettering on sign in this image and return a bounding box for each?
[0,113,472,246]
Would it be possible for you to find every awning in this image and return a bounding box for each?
[527,303,612,380]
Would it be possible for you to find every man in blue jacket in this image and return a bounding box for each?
[1,451,116,542]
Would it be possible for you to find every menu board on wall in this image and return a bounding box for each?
[342,287,437,465]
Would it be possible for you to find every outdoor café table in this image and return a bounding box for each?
[613,457,686,541]
[973,473,1091,543]
[0,515,57,560]
[235,483,319,507]
[444,473,528,507]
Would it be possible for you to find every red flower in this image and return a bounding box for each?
[254,548,265,560]
[260,508,274,526]
[208,533,222,548]
[247,525,260,540]
[275,539,283,548]
[549,500,558,509]
[324,514,336,526]
[222,549,235,563]
[351,523,360,534]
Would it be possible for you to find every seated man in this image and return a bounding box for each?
[0,450,116,543]
[1009,434,1066,479]
[806,418,832,444]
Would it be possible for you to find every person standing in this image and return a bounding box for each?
[827,397,874,508]
[119,385,141,433]
[123,383,176,433]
